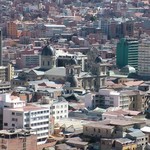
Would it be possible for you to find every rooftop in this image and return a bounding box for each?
[84,123,114,130]
[6,104,49,112]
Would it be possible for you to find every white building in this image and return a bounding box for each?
[93,89,131,109]
[2,93,50,144]
[44,24,66,37]
[40,97,68,122]
[138,39,150,78]
[50,99,68,121]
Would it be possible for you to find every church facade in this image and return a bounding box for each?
[12,45,108,92]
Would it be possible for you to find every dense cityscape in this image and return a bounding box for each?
[0,0,150,149]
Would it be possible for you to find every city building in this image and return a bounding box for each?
[100,138,137,150]
[0,82,11,94]
[2,94,50,144]
[93,89,148,113]
[83,119,146,139]
[0,129,37,150]
[16,54,40,69]
[0,64,14,82]
[43,24,66,37]
[126,130,149,150]
[50,98,68,122]
[37,96,69,122]
[6,21,22,38]
[100,18,134,39]
[138,39,150,79]
[56,50,87,71]
[0,29,2,66]
[116,38,139,70]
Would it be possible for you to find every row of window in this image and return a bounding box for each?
[31,121,49,126]
[4,123,15,127]
[52,105,68,109]
[31,116,49,121]
[85,127,109,134]
[12,118,18,121]
[52,110,67,114]
[37,132,48,137]
[12,112,22,116]
[25,110,49,116]
[54,115,67,120]
[36,127,49,131]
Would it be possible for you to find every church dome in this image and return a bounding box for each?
[95,55,103,63]
[41,45,55,56]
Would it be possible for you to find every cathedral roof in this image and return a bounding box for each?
[41,45,55,56]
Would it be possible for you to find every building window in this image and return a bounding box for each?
[98,129,101,133]
[12,112,15,115]
[12,124,15,127]
[12,118,16,121]
[94,128,96,132]
[16,113,22,116]
[43,61,44,66]
[24,124,29,127]
[48,61,50,66]
[4,123,8,126]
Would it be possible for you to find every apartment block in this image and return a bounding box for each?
[83,119,146,139]
[93,89,148,113]
[16,54,40,69]
[0,64,14,82]
[138,39,150,79]
[39,96,69,122]
[2,94,50,144]
[0,129,37,150]
[116,38,139,70]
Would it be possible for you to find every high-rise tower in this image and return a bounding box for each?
[0,29,2,66]
[116,38,139,70]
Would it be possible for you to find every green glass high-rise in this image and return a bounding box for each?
[116,38,139,70]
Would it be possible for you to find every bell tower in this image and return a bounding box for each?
[65,58,81,87]
[92,56,107,91]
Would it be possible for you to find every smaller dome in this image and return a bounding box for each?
[66,75,78,87]
[95,56,103,63]
[121,65,136,74]
[41,45,55,56]
[69,58,78,65]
